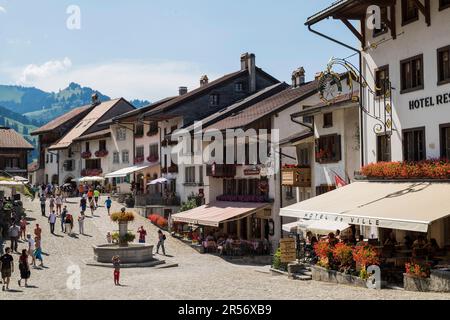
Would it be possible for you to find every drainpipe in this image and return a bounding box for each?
[307,24,365,167]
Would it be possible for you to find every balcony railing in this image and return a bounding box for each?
[81,168,103,177]
[206,164,236,178]
[281,166,311,187]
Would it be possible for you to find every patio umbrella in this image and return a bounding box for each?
[147,177,168,185]
[13,176,29,182]
[77,176,105,183]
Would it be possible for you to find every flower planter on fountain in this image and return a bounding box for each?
[93,208,154,264]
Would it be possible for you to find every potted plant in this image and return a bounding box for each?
[352,245,380,280]
[110,208,135,246]
[404,262,432,292]
[95,150,109,158]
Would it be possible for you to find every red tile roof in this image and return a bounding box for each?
[31,105,93,135]
[0,127,34,149]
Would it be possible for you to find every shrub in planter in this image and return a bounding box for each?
[405,262,431,278]
[112,231,136,244]
[156,216,168,229]
[333,243,355,273]
[148,214,159,224]
[272,248,288,271]
[314,241,333,269]
[352,245,380,279]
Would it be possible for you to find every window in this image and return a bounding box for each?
[315,134,341,163]
[136,146,144,158]
[63,160,75,172]
[401,55,424,93]
[297,147,310,166]
[5,158,19,168]
[377,134,391,162]
[149,144,159,159]
[135,124,144,137]
[285,186,294,200]
[440,124,450,159]
[403,127,426,161]
[116,128,127,141]
[46,154,49,163]
[68,147,73,158]
[323,112,333,128]
[375,65,389,96]
[198,166,204,185]
[303,116,314,125]
[437,46,450,85]
[440,0,450,11]
[85,142,90,152]
[402,0,418,25]
[99,140,106,151]
[235,83,244,92]
[373,7,388,37]
[210,94,220,106]
[122,150,130,164]
[85,159,101,170]
[185,166,196,184]
[113,152,120,164]
[50,154,53,163]
[148,122,158,135]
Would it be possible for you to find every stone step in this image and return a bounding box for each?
[292,274,312,281]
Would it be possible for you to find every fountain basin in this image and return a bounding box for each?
[93,244,154,264]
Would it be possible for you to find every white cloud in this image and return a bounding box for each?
[0,6,6,14]
[11,59,215,101]
[18,57,72,84]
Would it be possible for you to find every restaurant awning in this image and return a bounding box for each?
[282,219,349,235]
[280,182,450,233]
[105,164,154,178]
[172,201,272,227]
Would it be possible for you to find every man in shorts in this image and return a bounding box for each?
[93,188,100,208]
[0,247,14,291]
[105,196,112,215]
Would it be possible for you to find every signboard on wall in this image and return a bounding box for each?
[409,92,450,110]
[280,238,296,263]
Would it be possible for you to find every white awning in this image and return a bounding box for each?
[305,220,350,235]
[77,176,105,182]
[148,178,168,185]
[280,181,450,233]
[105,164,152,178]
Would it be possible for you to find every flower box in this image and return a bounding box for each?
[81,151,92,159]
[147,155,159,163]
[95,150,109,158]
[134,156,145,164]
[81,168,103,177]
[361,160,450,180]
[403,273,432,292]
[311,265,367,288]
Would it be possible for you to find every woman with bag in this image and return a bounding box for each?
[18,249,31,287]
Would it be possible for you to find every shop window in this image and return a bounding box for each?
[440,124,450,159]
[285,186,294,200]
[113,152,120,164]
[185,166,196,184]
[437,45,450,85]
[401,0,419,25]
[400,54,424,94]
[377,134,391,162]
[373,6,388,37]
[440,0,450,11]
[122,150,130,164]
[323,112,333,128]
[315,134,341,163]
[403,127,426,161]
[99,140,106,151]
[210,94,220,106]
[297,147,310,166]
[375,65,390,96]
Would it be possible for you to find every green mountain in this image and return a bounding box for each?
[0,83,150,124]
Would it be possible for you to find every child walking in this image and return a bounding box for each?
[112,255,121,286]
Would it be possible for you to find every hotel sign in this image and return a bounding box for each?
[409,92,450,110]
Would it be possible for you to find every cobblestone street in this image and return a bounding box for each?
[1,197,449,300]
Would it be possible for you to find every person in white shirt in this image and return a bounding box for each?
[26,234,36,266]
[55,195,63,215]
[48,211,57,235]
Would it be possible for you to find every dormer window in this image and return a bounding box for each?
[235,83,244,92]
[210,94,220,106]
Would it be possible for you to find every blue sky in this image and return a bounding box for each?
[0,0,358,101]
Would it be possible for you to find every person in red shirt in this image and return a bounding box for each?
[137,226,147,244]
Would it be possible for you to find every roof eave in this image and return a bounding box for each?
[305,0,355,26]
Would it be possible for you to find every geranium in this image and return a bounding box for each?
[314,241,333,269]
[405,262,431,278]
[95,150,109,158]
[81,151,92,159]
[361,159,450,179]
[353,245,379,279]
[156,216,168,229]
[333,243,354,273]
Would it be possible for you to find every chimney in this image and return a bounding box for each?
[91,93,101,107]
[292,67,306,88]
[241,52,256,93]
[179,86,188,96]
[200,75,209,87]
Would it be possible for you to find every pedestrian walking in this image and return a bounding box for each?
[156,230,166,255]
[106,232,112,244]
[112,255,121,286]
[39,194,46,216]
[19,217,27,241]
[33,237,43,267]
[80,196,87,214]
[61,206,67,232]
[65,214,74,236]
[89,198,95,216]
[55,195,63,215]
[137,226,147,244]
[18,249,30,287]
[87,188,94,204]
[0,247,14,291]
[48,211,57,235]
[78,184,84,197]
[105,196,112,215]
[8,223,20,253]
[78,214,85,235]
[93,188,100,208]
[26,234,36,267]
[0,225,4,255]
[34,224,42,241]
[49,195,55,214]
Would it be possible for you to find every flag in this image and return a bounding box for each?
[331,170,347,188]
